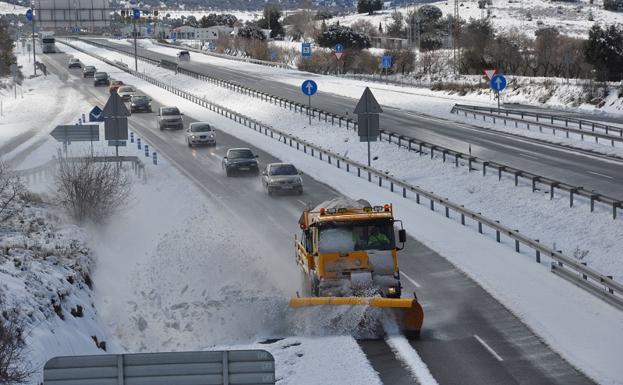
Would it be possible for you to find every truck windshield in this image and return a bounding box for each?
[318,221,395,253]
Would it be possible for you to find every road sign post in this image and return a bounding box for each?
[26,9,36,76]
[301,42,311,58]
[301,80,318,125]
[103,90,130,159]
[334,43,344,75]
[50,124,100,156]
[490,74,507,112]
[133,9,140,71]
[354,87,383,173]
[382,55,392,79]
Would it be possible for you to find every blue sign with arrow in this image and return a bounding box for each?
[25,9,33,22]
[301,80,317,96]
[382,55,392,69]
[301,42,311,57]
[89,106,104,122]
[490,74,507,92]
[132,8,141,20]
[335,43,344,53]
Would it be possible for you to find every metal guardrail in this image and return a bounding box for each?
[61,39,623,311]
[68,38,623,219]
[452,104,623,146]
[154,41,289,69]
[11,156,146,182]
[44,350,276,385]
[455,104,623,136]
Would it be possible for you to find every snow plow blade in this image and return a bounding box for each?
[289,297,424,337]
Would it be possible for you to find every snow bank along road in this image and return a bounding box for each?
[42,47,597,385]
[83,38,623,200]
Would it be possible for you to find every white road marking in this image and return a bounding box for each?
[587,171,614,180]
[474,334,504,362]
[518,152,540,160]
[401,271,422,288]
[296,199,307,206]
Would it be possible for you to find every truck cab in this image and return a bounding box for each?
[296,199,406,298]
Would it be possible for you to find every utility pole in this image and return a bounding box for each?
[133,15,138,71]
[453,0,460,75]
[30,3,36,75]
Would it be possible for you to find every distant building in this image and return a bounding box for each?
[370,36,409,49]
[170,25,234,41]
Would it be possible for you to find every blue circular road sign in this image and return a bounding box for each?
[132,8,141,20]
[301,80,318,96]
[25,9,33,21]
[335,43,344,53]
[490,74,507,91]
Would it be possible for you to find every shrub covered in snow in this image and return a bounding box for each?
[316,25,371,49]
[54,155,132,224]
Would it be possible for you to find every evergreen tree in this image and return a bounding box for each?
[584,24,623,81]
[0,19,15,76]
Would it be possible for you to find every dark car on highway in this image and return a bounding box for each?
[222,148,259,176]
[82,65,96,77]
[93,72,110,86]
[130,95,152,113]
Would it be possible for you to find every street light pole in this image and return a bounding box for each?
[133,18,138,71]
[31,5,36,75]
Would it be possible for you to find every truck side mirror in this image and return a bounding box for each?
[398,229,406,243]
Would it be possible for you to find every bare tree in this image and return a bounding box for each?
[350,19,378,38]
[54,155,132,224]
[0,162,24,222]
[0,308,33,385]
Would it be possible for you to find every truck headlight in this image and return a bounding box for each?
[388,287,397,295]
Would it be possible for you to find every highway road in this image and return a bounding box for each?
[82,38,623,201]
[42,48,594,385]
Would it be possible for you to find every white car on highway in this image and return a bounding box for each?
[117,85,137,101]
[186,122,216,147]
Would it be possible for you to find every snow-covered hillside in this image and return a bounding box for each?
[0,0,26,15]
[0,185,110,384]
[336,0,623,38]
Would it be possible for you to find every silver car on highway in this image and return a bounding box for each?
[186,122,216,147]
[262,163,303,195]
[157,106,184,130]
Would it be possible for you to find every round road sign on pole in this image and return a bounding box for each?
[25,9,33,21]
[301,80,317,96]
[490,74,507,92]
[335,43,344,53]
[301,80,318,125]
[132,8,141,20]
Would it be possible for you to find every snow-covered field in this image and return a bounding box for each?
[0,0,26,14]
[69,40,623,283]
[336,0,623,39]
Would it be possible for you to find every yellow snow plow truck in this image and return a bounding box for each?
[289,198,424,338]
